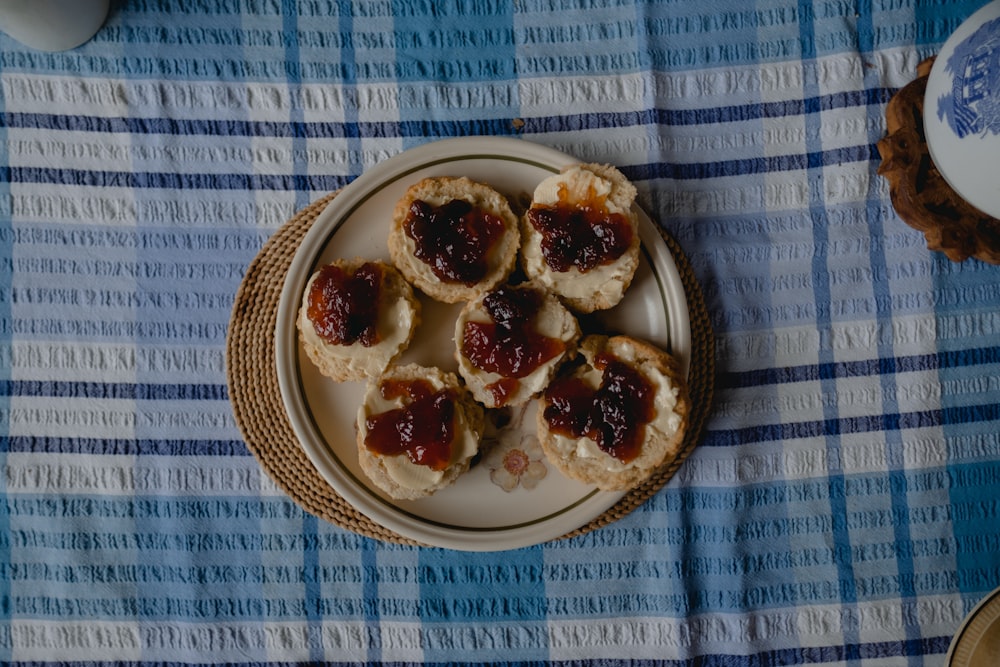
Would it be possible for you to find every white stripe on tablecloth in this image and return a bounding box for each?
[545,595,964,660]
[4,453,268,497]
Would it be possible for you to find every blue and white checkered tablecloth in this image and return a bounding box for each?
[2,0,1000,664]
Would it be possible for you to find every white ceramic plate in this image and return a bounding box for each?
[275,136,691,551]
[947,585,1000,667]
[924,0,1000,218]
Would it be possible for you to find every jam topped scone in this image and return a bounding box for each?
[357,364,485,500]
[537,335,689,491]
[455,281,580,408]
[389,176,521,303]
[297,258,420,382]
[521,163,641,313]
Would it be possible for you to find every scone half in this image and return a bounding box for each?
[521,163,641,313]
[389,176,520,303]
[297,258,420,382]
[455,280,580,409]
[357,364,485,501]
[537,335,690,491]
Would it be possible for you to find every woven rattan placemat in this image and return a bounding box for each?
[226,191,715,547]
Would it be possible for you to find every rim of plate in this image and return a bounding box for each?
[274,136,691,551]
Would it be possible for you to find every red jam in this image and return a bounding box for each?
[364,379,455,471]
[405,198,505,285]
[526,183,633,272]
[484,377,520,407]
[461,285,565,405]
[542,353,655,463]
[307,262,382,346]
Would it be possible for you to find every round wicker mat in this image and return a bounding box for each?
[226,191,715,547]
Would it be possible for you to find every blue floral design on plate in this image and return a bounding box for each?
[937,16,1000,138]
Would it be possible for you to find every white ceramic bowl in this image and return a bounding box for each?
[924,0,1000,218]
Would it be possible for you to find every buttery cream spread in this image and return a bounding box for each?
[357,371,478,492]
[524,166,635,303]
[552,339,682,473]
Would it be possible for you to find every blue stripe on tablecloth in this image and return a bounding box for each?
[946,456,1000,594]
[933,262,1000,595]
[0,145,876,192]
[856,3,921,660]
[0,1,950,82]
[283,0,312,212]
[532,89,897,130]
[0,89,899,193]
[2,398,994,456]
[361,538,382,662]
[628,144,875,181]
[302,515,324,663]
[7,494,368,625]
[282,5,323,661]
[0,634,953,667]
[0,635,953,666]
[0,112,521,139]
[418,547,549,662]
[5,225,269,250]
[648,464,998,596]
[514,0,822,73]
[703,403,1000,448]
[721,347,1000,388]
[391,0,516,83]
[119,511,268,626]
[916,1,981,47]
[335,0,364,179]
[0,436,247,456]
[927,31,1000,583]
[0,168,350,194]
[392,0,519,149]
[10,223,261,345]
[10,318,228,342]
[0,0,962,83]
[2,398,995,455]
[0,380,226,400]
[798,4,859,658]
[6,495,355,546]
[6,466,982,611]
[0,44,12,665]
